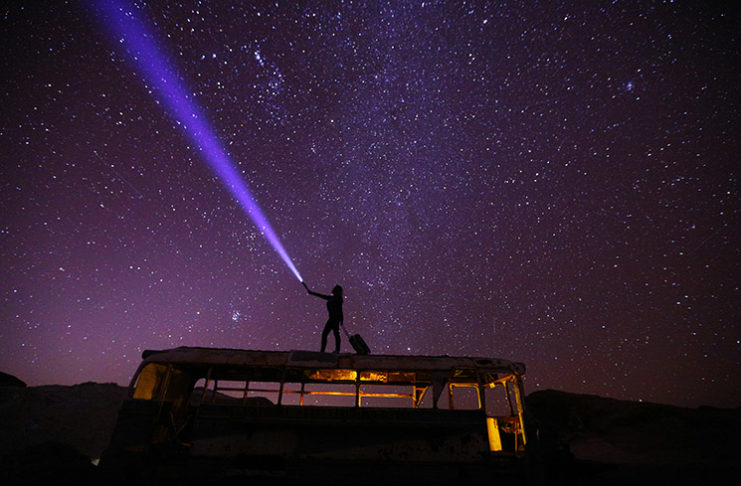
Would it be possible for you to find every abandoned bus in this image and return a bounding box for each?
[101,347,533,484]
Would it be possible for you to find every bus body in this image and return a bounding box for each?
[101,347,532,484]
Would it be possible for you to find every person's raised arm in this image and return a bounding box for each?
[302,281,329,299]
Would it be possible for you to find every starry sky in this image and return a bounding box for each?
[1,1,739,408]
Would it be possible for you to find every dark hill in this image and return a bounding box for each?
[526,389,741,464]
[0,371,26,387]
[526,389,741,485]
[0,380,127,459]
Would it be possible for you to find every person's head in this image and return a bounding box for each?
[332,285,343,296]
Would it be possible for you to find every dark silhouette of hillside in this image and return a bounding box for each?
[0,376,127,485]
[0,379,127,458]
[0,371,26,387]
[525,389,741,485]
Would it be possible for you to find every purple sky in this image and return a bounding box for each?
[1,1,739,408]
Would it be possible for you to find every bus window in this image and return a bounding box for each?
[191,378,209,405]
[414,385,434,409]
[190,378,277,406]
[133,363,168,400]
[359,384,414,408]
[195,379,236,404]
[214,380,248,402]
[451,385,480,410]
[246,382,281,405]
[278,382,302,406]
[484,381,516,417]
[161,367,192,407]
[302,383,356,407]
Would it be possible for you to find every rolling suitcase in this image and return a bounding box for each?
[341,324,370,355]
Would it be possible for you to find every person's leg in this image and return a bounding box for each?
[332,326,341,353]
[320,321,331,352]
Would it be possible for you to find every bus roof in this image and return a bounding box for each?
[138,346,525,376]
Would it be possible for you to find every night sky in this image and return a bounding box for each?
[1,1,739,408]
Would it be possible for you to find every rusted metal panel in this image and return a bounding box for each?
[137,347,525,384]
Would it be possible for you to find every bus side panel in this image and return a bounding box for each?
[104,399,162,453]
[188,405,490,463]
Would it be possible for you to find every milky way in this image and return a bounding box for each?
[1,1,739,408]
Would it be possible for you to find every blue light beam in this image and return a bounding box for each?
[90,0,303,282]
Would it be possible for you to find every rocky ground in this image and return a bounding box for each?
[1,373,739,485]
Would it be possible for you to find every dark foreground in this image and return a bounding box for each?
[1,378,739,485]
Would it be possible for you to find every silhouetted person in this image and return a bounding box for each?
[303,282,343,353]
